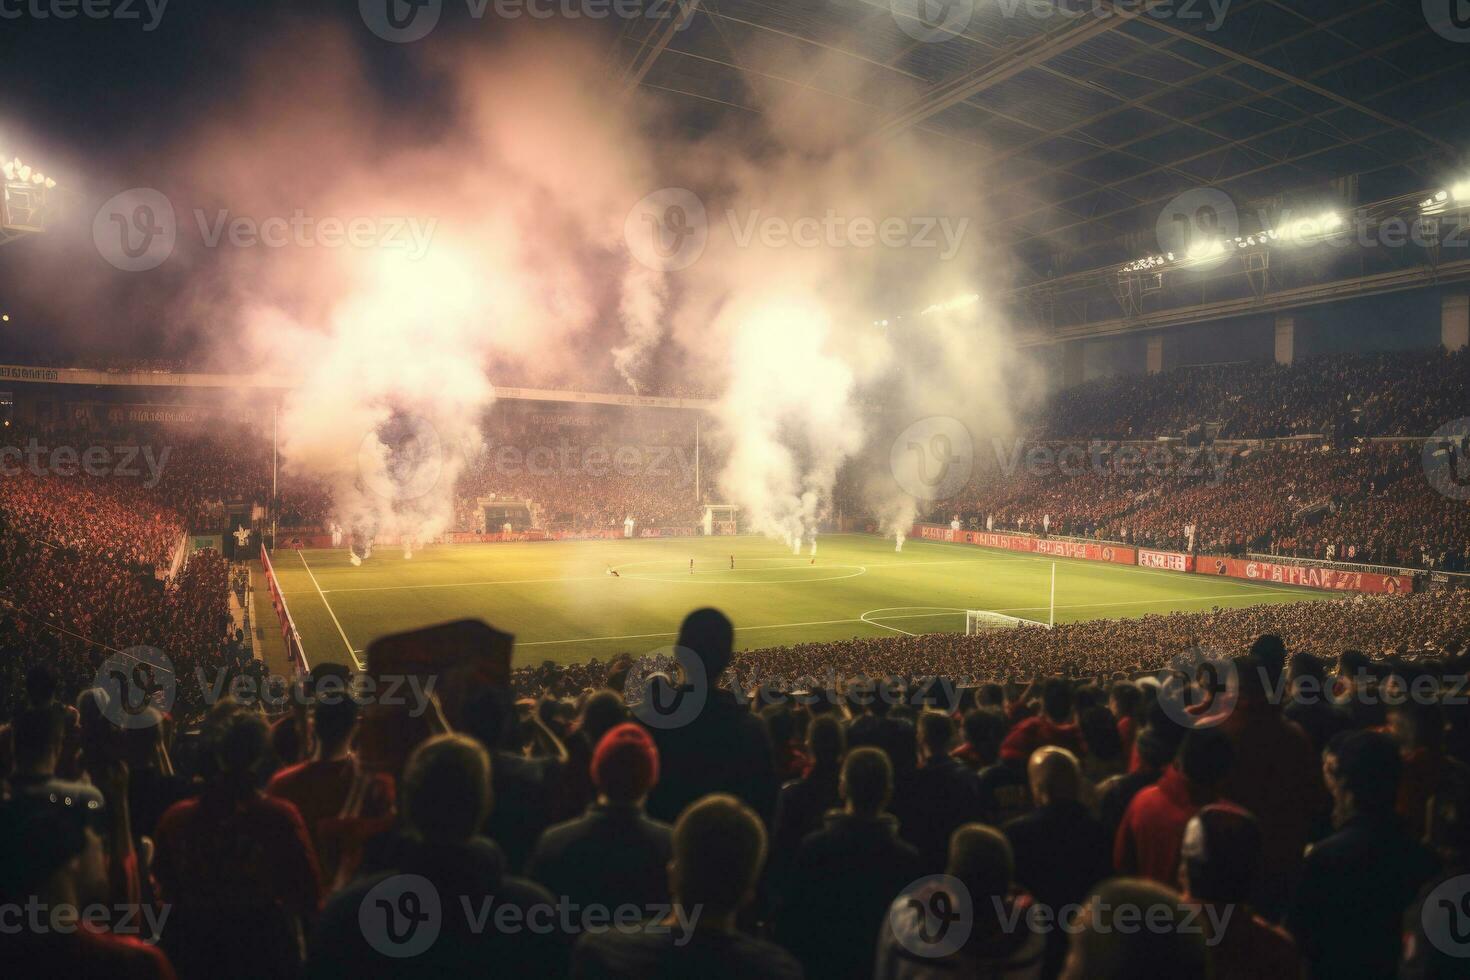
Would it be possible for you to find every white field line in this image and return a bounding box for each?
[859,614,918,637]
[283,556,1032,595]
[290,532,1305,598]
[516,589,1291,647]
[298,550,362,668]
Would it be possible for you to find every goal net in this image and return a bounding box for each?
[702,504,739,536]
[965,609,1047,634]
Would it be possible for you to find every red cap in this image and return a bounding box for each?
[591,723,660,802]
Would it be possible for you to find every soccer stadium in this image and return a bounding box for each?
[3,3,1470,978]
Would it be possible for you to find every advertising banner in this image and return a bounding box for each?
[912,524,1136,565]
[1195,555,1412,594]
[1138,549,1195,573]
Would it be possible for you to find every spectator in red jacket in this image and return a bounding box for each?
[1114,728,1233,885]
[1179,803,1301,980]
[952,707,1007,771]
[1000,679,1083,765]
[152,705,322,980]
[266,663,395,887]
[1218,653,1326,917]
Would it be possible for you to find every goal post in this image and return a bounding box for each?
[965,609,1048,634]
[965,562,1057,633]
[702,504,739,536]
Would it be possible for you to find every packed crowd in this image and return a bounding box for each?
[0,468,182,569]
[6,601,1470,979]
[518,590,1470,698]
[1035,348,1470,440]
[0,473,240,725]
[455,408,706,530]
[940,443,1470,571]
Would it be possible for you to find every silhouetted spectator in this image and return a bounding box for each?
[572,794,801,979]
[875,824,1045,979]
[1057,879,1208,980]
[1389,698,1448,842]
[1179,804,1301,980]
[1001,679,1083,765]
[1005,747,1110,979]
[266,663,395,885]
[1289,730,1437,980]
[308,734,568,978]
[528,723,672,911]
[153,706,322,980]
[1219,653,1325,917]
[1283,652,1352,754]
[775,746,921,980]
[1400,766,1470,979]
[645,609,777,825]
[902,711,984,872]
[0,776,176,979]
[769,714,844,892]
[952,707,1007,771]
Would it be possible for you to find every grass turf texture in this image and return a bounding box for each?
[270,534,1334,671]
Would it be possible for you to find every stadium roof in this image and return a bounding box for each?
[610,0,1470,284]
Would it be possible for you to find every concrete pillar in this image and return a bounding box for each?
[1274,316,1295,366]
[1146,335,1165,374]
[1444,293,1469,351]
[1062,340,1085,388]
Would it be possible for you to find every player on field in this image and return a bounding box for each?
[689,558,695,575]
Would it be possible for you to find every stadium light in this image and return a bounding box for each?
[1119,253,1173,273]
[2,153,59,244]
[1419,180,1470,215]
[1,157,56,190]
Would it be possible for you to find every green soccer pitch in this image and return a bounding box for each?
[266,533,1335,670]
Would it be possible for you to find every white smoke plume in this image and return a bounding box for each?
[167,28,668,542]
[23,21,1035,547]
[655,44,1036,550]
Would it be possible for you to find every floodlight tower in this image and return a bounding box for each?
[1,155,58,247]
